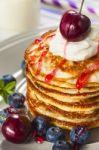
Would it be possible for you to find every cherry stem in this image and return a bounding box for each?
[79,0,85,14]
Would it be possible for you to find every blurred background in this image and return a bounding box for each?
[0,0,99,42]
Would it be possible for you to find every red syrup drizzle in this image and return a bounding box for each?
[35,39,42,44]
[36,47,49,76]
[76,42,99,91]
[76,58,99,90]
[45,59,66,84]
[32,130,44,144]
[29,56,36,67]
[28,34,55,75]
[35,34,56,76]
[28,39,41,55]
[45,34,67,84]
[35,136,45,144]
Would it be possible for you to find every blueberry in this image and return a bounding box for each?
[0,109,9,124]
[32,116,49,137]
[46,126,66,143]
[8,92,25,108]
[21,60,26,76]
[2,74,16,85]
[52,140,71,150]
[70,126,90,144]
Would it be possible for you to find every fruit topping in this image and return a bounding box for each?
[8,92,25,108]
[0,106,27,125]
[32,116,49,138]
[5,106,27,116]
[76,59,99,90]
[1,114,32,143]
[60,10,91,41]
[0,109,8,124]
[70,126,90,144]
[32,116,48,133]
[0,76,16,103]
[46,126,66,143]
[52,140,71,150]
[2,74,16,86]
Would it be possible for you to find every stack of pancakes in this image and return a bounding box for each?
[25,30,99,130]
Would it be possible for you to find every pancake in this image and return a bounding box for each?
[27,72,99,102]
[29,75,99,94]
[25,30,99,85]
[25,30,99,130]
[27,97,99,130]
[27,79,99,112]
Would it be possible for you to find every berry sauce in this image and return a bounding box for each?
[29,56,36,67]
[35,136,45,144]
[76,58,99,90]
[36,48,49,76]
[32,129,45,144]
[45,59,66,83]
[28,39,41,55]
[76,70,91,90]
[45,69,57,84]
[35,39,41,44]
[30,56,36,61]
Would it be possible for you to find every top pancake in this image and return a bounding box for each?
[25,30,99,88]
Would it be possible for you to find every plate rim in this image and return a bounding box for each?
[0,26,57,52]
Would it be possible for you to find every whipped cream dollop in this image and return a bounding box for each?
[49,27,99,61]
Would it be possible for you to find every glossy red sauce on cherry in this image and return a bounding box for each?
[60,10,91,41]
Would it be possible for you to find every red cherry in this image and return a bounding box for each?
[2,115,32,143]
[60,10,91,41]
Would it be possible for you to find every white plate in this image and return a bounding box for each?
[0,27,99,150]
